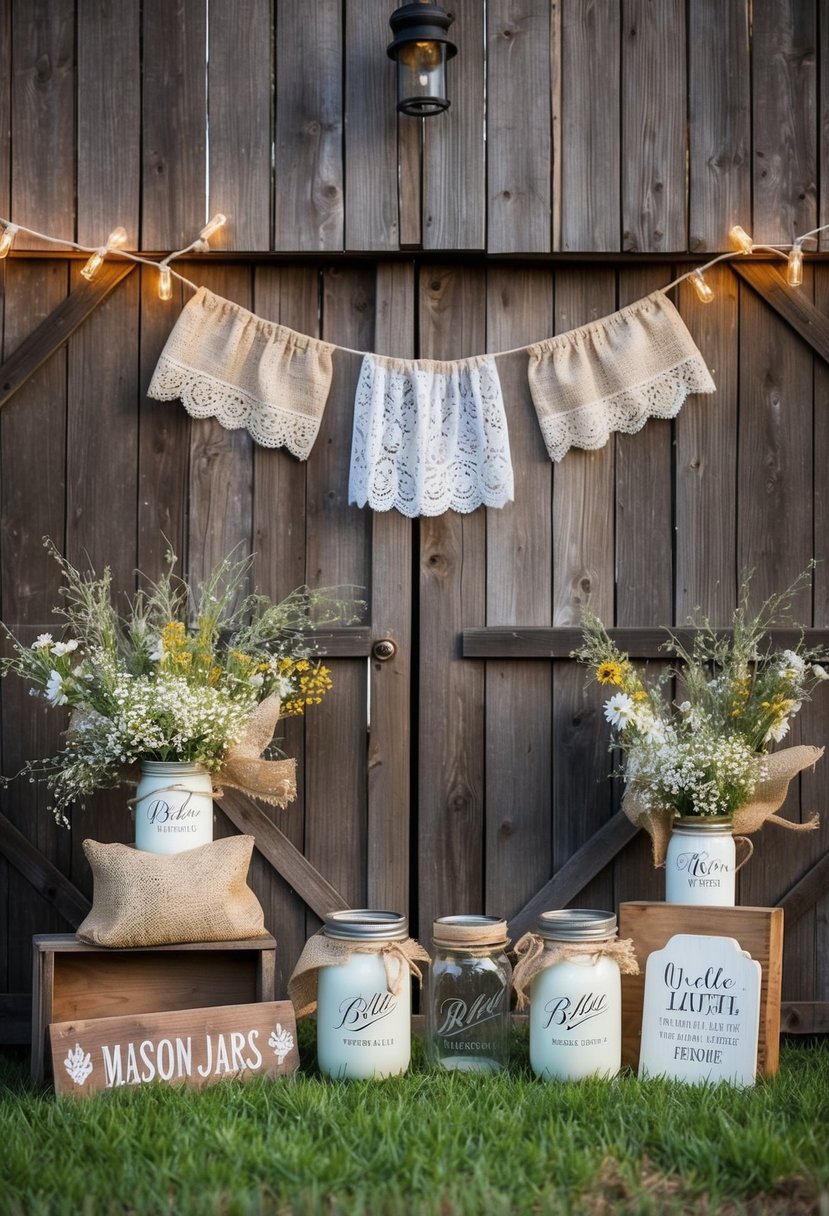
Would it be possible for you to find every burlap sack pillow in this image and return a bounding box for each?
[76,836,268,948]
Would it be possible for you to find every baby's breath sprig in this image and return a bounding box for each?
[0,539,364,824]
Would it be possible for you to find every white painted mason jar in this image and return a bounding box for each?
[665,819,752,906]
[133,760,215,854]
[317,910,412,1079]
[529,909,622,1081]
[426,915,512,1074]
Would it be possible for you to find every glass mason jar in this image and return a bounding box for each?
[426,915,512,1073]
[665,818,751,906]
[133,760,214,854]
[316,910,412,1079]
[529,909,622,1081]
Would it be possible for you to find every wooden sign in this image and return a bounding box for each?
[638,934,761,1086]
[49,1000,299,1096]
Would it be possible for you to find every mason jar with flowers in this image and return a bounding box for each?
[1,540,356,853]
[573,571,827,906]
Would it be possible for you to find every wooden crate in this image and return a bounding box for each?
[31,933,276,1082]
[619,903,784,1076]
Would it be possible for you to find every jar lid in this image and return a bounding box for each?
[323,909,408,941]
[432,915,508,948]
[536,908,617,941]
[672,818,733,834]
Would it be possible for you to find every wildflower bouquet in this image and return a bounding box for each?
[573,572,826,864]
[1,540,354,825]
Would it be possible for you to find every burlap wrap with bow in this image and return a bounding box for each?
[70,692,297,810]
[512,932,640,1011]
[623,744,824,868]
[288,931,431,1019]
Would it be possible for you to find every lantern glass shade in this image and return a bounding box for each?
[388,3,457,117]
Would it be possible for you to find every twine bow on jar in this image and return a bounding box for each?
[511,931,639,1011]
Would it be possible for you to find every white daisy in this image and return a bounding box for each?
[45,670,68,706]
[32,633,53,650]
[51,639,79,657]
[603,692,636,728]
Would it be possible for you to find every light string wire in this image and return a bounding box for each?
[1,216,828,361]
[0,214,230,293]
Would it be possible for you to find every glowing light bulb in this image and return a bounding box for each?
[729,225,754,254]
[0,223,18,258]
[787,244,803,287]
[81,248,106,280]
[158,265,173,301]
[80,227,129,281]
[691,270,714,304]
[199,214,227,241]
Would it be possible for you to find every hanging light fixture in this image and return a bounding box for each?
[387,1,457,117]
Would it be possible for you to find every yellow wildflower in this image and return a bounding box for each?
[596,661,624,686]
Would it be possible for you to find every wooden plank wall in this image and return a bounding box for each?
[1,0,828,1026]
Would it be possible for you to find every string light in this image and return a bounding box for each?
[0,222,18,258]
[80,226,128,281]
[690,270,715,304]
[728,225,754,254]
[0,214,232,296]
[787,243,804,287]
[199,214,227,241]
[157,265,173,301]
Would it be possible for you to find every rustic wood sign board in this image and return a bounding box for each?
[638,934,761,1086]
[49,1001,299,1096]
[619,902,783,1075]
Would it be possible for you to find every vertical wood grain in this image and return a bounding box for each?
[752,0,817,244]
[274,0,344,251]
[615,267,674,626]
[688,0,751,251]
[551,269,616,911]
[736,273,814,912]
[11,0,75,249]
[345,0,400,251]
[186,266,255,592]
[77,0,141,247]
[486,0,552,253]
[250,264,320,992]
[675,267,739,623]
[367,262,415,910]
[809,265,829,999]
[141,0,207,250]
[417,266,487,937]
[423,0,485,251]
[137,267,192,582]
[621,0,687,252]
[484,267,553,920]
[0,0,11,224]
[65,266,141,868]
[302,268,374,915]
[559,0,621,252]
[0,262,71,995]
[207,0,273,251]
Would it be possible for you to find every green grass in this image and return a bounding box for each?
[1,1027,827,1215]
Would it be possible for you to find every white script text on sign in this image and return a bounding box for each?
[49,1000,298,1095]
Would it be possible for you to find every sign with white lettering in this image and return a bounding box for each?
[49,1001,299,1095]
[638,934,761,1086]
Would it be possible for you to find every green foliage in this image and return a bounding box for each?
[0,1037,827,1215]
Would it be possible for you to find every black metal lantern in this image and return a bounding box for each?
[387,2,457,117]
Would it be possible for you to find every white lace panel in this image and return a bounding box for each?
[147,286,335,461]
[348,353,514,517]
[527,291,716,462]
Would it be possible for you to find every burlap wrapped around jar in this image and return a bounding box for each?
[624,744,824,867]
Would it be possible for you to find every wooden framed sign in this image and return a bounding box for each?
[49,1001,299,1096]
[638,934,761,1086]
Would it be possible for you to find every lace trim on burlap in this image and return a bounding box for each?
[528,291,716,463]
